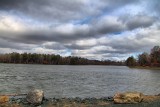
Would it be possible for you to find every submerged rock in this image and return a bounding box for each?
[26,89,44,105]
[113,92,143,104]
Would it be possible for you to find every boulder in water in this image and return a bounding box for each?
[26,89,44,105]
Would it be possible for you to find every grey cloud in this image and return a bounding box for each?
[120,38,157,52]
[0,16,125,44]
[0,0,87,22]
[0,15,155,46]
[0,39,21,49]
[0,38,36,50]
[119,14,156,30]
[0,0,141,22]
[92,16,126,35]
[99,28,160,54]
[0,1,152,46]
[70,27,160,59]
[92,0,140,14]
[65,44,93,50]
[126,15,156,30]
[43,42,66,50]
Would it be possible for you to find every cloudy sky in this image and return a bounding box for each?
[0,0,160,60]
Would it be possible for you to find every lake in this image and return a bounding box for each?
[0,63,160,98]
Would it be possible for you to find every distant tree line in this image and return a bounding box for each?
[0,52,124,65]
[126,46,160,67]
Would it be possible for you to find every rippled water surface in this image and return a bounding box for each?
[0,63,160,98]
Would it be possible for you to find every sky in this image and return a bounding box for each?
[0,0,160,61]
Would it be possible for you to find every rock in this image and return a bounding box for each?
[142,95,160,102]
[0,96,9,103]
[26,89,44,105]
[113,92,143,104]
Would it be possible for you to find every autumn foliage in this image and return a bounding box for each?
[126,46,160,67]
[0,53,124,65]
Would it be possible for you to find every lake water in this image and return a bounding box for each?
[0,63,160,98]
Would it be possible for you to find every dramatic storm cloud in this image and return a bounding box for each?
[0,0,159,60]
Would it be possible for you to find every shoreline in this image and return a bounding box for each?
[129,66,160,70]
[0,62,125,66]
[1,93,160,107]
[1,97,160,107]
